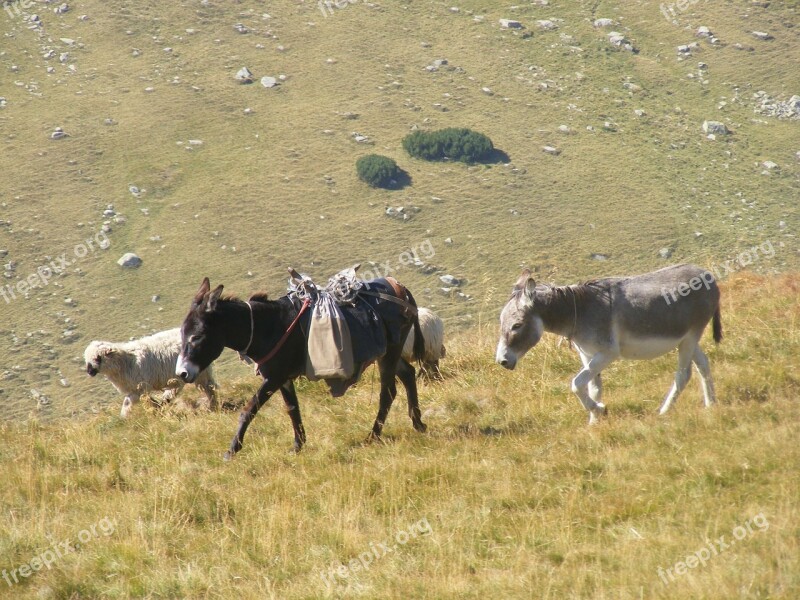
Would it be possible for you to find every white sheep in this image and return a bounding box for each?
[84,328,218,417]
[402,307,446,379]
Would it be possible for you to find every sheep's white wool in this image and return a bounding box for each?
[402,307,446,366]
[84,328,217,417]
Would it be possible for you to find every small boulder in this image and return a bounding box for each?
[440,274,461,286]
[702,120,728,135]
[751,31,773,41]
[117,253,142,268]
[235,67,254,83]
[499,19,523,29]
[593,18,614,28]
[260,76,278,88]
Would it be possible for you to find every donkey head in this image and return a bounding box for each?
[496,269,545,370]
[176,277,227,383]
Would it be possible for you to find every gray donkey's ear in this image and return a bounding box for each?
[513,269,536,301]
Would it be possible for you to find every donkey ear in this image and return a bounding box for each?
[514,269,536,300]
[205,284,224,313]
[194,278,211,304]
[514,268,534,289]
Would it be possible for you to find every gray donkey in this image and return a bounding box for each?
[496,264,722,423]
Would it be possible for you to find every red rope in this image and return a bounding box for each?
[254,297,312,367]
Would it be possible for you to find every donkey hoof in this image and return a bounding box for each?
[415,421,428,433]
[588,404,606,425]
[223,450,237,462]
[290,442,303,454]
[365,432,384,445]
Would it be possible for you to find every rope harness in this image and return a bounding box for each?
[242,268,416,370]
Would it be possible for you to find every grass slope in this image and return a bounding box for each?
[0,0,798,417]
[0,273,798,599]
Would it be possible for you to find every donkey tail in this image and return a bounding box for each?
[712,306,723,344]
[405,289,426,362]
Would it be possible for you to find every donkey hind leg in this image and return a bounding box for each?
[573,351,616,424]
[279,380,306,453]
[367,349,402,442]
[692,346,717,408]
[396,358,427,433]
[588,374,602,407]
[225,378,279,461]
[658,338,696,415]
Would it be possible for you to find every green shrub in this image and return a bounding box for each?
[402,128,494,163]
[356,154,402,188]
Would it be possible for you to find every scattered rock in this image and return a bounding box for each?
[235,67,254,83]
[590,253,609,261]
[499,19,523,29]
[696,26,712,38]
[440,275,461,286]
[762,160,779,170]
[542,145,561,155]
[659,247,673,259]
[702,120,728,135]
[152,295,160,303]
[751,31,773,41]
[51,127,68,140]
[444,237,453,245]
[260,76,278,88]
[54,3,69,14]
[753,91,800,120]
[233,23,249,34]
[352,132,372,143]
[537,19,557,30]
[593,18,614,28]
[634,109,646,117]
[608,31,636,52]
[385,206,420,221]
[117,253,142,268]
[129,185,140,196]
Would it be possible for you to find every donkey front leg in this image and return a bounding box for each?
[572,351,616,424]
[225,378,279,461]
[368,354,401,442]
[396,358,427,433]
[279,380,307,453]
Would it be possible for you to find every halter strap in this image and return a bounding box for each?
[253,297,312,367]
[242,301,255,354]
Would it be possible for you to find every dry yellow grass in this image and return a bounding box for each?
[0,273,798,599]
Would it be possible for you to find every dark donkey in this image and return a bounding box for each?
[176,276,427,459]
